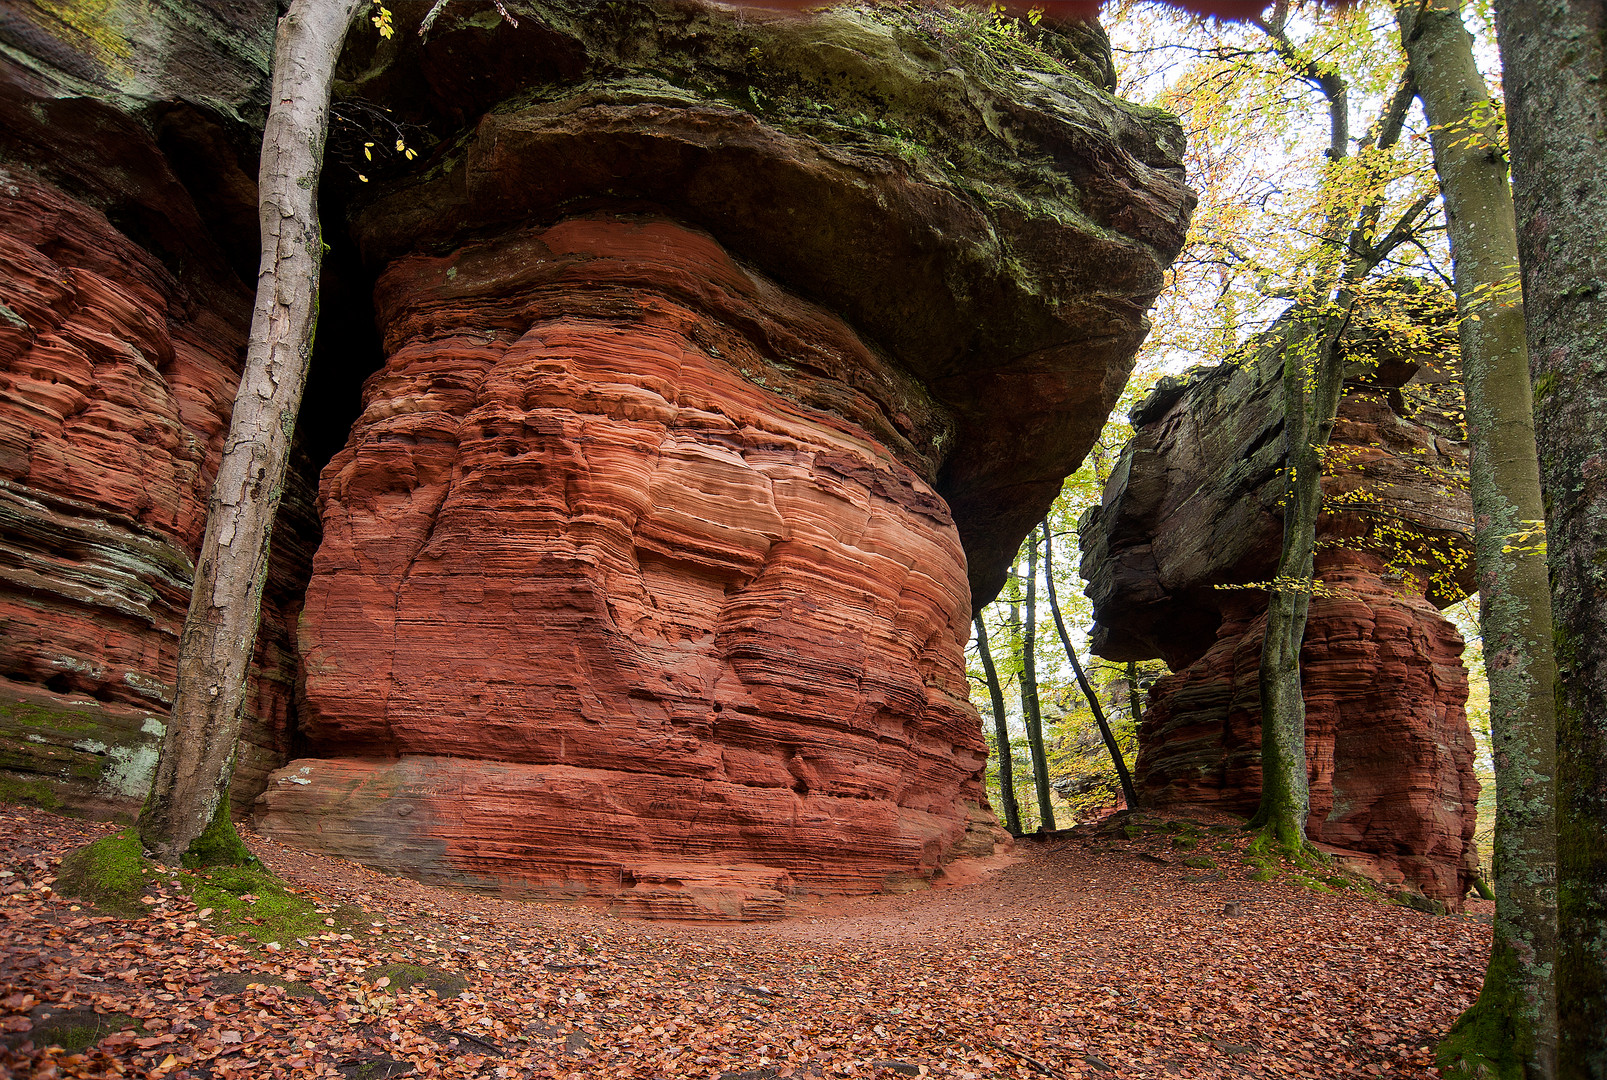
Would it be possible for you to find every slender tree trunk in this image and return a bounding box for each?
[1398,3,1561,1075]
[1020,528,1056,832]
[1251,320,1346,849]
[1246,27,1419,856]
[137,0,367,864]
[1041,520,1138,810]
[1127,661,1145,727]
[974,615,1022,837]
[1494,3,1606,1074]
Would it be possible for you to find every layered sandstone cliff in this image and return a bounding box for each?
[1,0,1194,915]
[1079,309,1480,905]
[0,2,320,816]
[252,2,1193,916]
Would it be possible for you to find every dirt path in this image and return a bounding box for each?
[0,804,1488,1079]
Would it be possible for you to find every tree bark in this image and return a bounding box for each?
[137,0,367,863]
[1040,521,1139,810]
[1248,37,1417,855]
[1494,2,1605,1074]
[1251,318,1345,848]
[1398,3,1561,1075]
[1020,528,1056,832]
[974,615,1022,837]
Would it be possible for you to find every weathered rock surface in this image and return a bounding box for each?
[1,0,1195,912]
[338,0,1195,605]
[1079,311,1481,905]
[260,214,1004,915]
[255,3,1193,915]
[0,162,318,816]
[0,4,315,816]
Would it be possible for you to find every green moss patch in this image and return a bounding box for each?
[211,972,325,1001]
[1182,855,1217,870]
[20,1010,143,1053]
[1391,889,1448,916]
[56,829,149,916]
[56,828,360,951]
[182,797,254,869]
[363,963,468,998]
[190,865,353,950]
[0,773,62,811]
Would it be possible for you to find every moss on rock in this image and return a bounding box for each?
[56,829,149,916]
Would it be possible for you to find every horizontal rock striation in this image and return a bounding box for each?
[252,2,1194,915]
[341,0,1195,607]
[259,216,1000,915]
[0,1,316,816]
[1,0,1194,912]
[0,165,317,817]
[1079,310,1481,905]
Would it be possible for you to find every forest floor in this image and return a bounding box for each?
[0,802,1490,1080]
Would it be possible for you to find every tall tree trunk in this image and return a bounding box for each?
[137,0,367,864]
[1021,528,1056,832]
[974,615,1022,836]
[1247,17,1419,855]
[1494,2,1605,1074]
[1127,661,1145,727]
[1251,320,1346,849]
[1040,520,1139,810]
[1398,3,1561,1075]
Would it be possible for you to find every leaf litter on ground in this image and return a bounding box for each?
[0,803,1490,1079]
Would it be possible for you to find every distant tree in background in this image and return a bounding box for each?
[972,615,1022,836]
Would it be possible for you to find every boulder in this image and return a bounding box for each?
[256,2,1192,915]
[1079,306,1481,906]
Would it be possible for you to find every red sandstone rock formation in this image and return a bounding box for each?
[258,216,999,916]
[0,166,314,816]
[251,2,1193,916]
[2,0,1193,914]
[1079,312,1481,906]
[0,0,312,814]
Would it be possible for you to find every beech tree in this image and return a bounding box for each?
[973,615,1024,836]
[1040,520,1138,810]
[1394,2,1559,1075]
[136,0,369,863]
[1493,2,1607,1073]
[1019,531,1057,832]
[1245,5,1425,855]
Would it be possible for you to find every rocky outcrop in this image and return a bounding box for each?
[0,2,316,816]
[1,0,1194,913]
[1079,309,1481,905]
[252,2,1193,916]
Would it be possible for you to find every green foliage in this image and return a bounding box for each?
[1106,2,1445,378]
